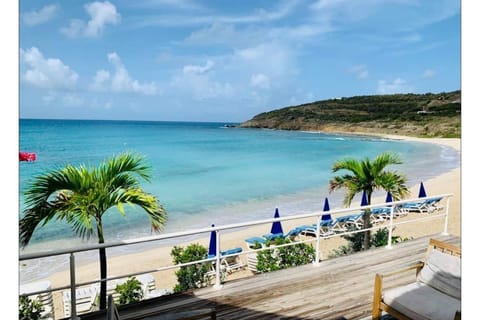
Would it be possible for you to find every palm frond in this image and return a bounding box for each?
[100,152,151,183]
[112,189,167,232]
[329,152,408,207]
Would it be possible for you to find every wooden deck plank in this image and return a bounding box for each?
[78,234,460,320]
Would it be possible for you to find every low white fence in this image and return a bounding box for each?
[19,194,452,319]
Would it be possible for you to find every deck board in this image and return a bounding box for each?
[79,234,460,320]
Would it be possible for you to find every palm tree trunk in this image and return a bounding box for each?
[363,192,373,250]
[97,218,107,310]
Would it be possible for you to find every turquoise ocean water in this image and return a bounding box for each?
[19,119,459,281]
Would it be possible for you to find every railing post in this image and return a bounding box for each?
[442,197,451,235]
[314,215,321,265]
[213,230,222,289]
[69,253,80,319]
[386,206,394,249]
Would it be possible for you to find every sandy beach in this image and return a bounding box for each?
[27,135,460,319]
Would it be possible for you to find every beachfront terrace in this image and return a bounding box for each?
[19,194,458,319]
[78,234,461,320]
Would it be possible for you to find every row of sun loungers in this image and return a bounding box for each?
[397,196,444,214]
[243,197,445,273]
[62,273,172,317]
[245,197,445,246]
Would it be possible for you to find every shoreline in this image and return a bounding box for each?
[21,134,461,319]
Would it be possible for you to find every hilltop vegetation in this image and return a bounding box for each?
[240,90,461,138]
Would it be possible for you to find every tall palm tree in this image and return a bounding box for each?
[19,152,167,310]
[329,152,409,250]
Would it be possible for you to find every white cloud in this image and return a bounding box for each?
[42,92,83,106]
[235,43,295,79]
[130,0,299,28]
[171,75,234,100]
[309,0,459,38]
[171,62,234,100]
[183,60,214,75]
[20,47,79,89]
[90,52,159,95]
[91,70,111,91]
[22,4,58,26]
[250,73,270,89]
[348,65,369,79]
[377,78,413,94]
[60,19,85,37]
[61,1,120,38]
[185,21,331,49]
[422,69,436,78]
[130,0,204,11]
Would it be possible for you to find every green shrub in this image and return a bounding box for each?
[171,243,211,293]
[19,296,44,320]
[256,238,315,273]
[115,277,144,305]
[328,227,404,258]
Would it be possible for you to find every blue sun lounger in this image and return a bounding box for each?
[336,212,364,229]
[262,226,306,241]
[399,197,444,214]
[245,236,268,249]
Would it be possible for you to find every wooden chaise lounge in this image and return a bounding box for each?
[372,238,461,320]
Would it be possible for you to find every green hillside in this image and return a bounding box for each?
[240,90,461,138]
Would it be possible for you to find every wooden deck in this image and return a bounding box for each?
[79,234,460,320]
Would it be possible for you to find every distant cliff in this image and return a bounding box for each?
[239,90,461,138]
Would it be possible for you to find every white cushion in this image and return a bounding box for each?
[418,249,461,299]
[383,282,460,320]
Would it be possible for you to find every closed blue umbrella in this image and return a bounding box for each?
[385,192,393,203]
[361,190,368,206]
[270,208,284,235]
[418,182,427,198]
[208,224,216,258]
[321,197,332,221]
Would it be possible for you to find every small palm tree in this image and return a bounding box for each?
[19,152,167,310]
[329,152,409,250]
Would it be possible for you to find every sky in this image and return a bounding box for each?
[17,0,461,122]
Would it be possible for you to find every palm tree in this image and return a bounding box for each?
[19,152,167,310]
[329,152,409,250]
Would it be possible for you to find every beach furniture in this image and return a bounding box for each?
[246,226,306,250]
[369,208,388,224]
[62,285,99,317]
[20,280,55,320]
[246,253,260,273]
[220,247,245,273]
[207,247,245,276]
[372,238,461,320]
[398,197,444,214]
[102,274,168,302]
[371,206,407,220]
[263,226,305,242]
[245,236,268,249]
[335,212,364,230]
[298,223,336,237]
[138,274,172,299]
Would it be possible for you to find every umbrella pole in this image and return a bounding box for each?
[386,206,394,249]
[213,230,222,289]
[314,216,321,265]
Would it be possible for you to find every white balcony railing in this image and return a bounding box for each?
[19,194,452,319]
